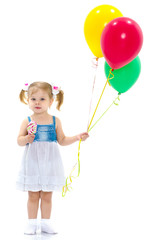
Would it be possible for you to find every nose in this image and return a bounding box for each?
[35,100,40,105]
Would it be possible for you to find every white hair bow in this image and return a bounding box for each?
[23,83,29,91]
[52,85,60,98]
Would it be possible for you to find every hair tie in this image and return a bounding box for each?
[23,83,29,91]
[52,85,60,98]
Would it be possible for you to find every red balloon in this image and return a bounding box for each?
[101,17,143,69]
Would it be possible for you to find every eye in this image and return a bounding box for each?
[40,98,45,101]
[31,98,36,101]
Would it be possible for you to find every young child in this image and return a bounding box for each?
[16,82,89,235]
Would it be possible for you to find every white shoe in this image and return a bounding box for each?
[41,219,57,234]
[24,219,37,235]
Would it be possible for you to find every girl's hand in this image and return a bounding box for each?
[77,132,89,141]
[26,134,35,144]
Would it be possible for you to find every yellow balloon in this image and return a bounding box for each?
[84,5,123,58]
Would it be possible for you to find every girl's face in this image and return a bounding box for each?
[28,88,53,114]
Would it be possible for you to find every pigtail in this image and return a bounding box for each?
[56,90,64,110]
[19,89,28,105]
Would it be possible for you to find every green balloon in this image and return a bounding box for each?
[104,56,141,93]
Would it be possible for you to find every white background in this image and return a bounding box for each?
[0,0,160,239]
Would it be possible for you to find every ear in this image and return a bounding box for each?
[49,98,54,107]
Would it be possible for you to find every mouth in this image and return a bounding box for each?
[35,107,41,109]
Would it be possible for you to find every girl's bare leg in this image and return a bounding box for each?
[27,191,40,219]
[40,191,53,219]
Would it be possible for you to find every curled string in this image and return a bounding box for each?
[62,139,81,197]
[62,69,118,197]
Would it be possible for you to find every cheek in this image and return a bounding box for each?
[42,102,49,108]
[28,101,34,108]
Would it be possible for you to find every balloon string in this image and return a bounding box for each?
[88,93,121,132]
[62,139,81,197]
[87,57,99,130]
[62,69,114,197]
[87,69,114,131]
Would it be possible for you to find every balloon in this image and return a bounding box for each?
[104,56,141,93]
[84,5,123,58]
[101,17,143,69]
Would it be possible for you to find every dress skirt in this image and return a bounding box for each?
[16,141,65,192]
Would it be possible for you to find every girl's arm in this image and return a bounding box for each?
[17,119,35,146]
[56,117,89,146]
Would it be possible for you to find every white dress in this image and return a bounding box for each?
[16,116,65,192]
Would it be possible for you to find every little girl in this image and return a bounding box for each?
[16,82,89,235]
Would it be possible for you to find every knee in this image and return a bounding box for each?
[28,191,40,202]
[41,192,52,203]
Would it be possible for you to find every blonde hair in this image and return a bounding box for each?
[19,82,64,111]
